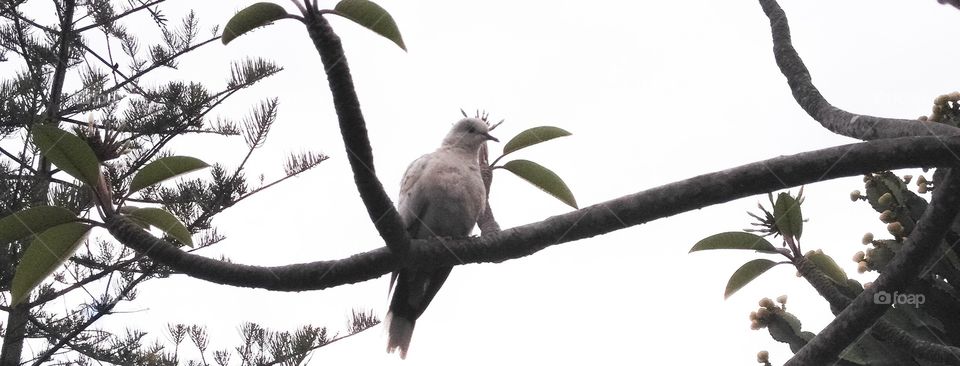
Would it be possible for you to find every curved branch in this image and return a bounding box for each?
[301,8,409,253]
[787,169,960,365]
[940,0,960,10]
[106,135,960,291]
[759,0,960,139]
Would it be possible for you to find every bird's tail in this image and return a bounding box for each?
[385,310,416,359]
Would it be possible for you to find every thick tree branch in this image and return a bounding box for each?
[106,135,960,291]
[300,9,409,253]
[787,169,960,365]
[759,0,960,140]
[939,0,960,10]
[795,257,960,364]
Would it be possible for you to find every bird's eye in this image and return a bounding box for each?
[467,126,476,133]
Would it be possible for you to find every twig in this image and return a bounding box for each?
[30,268,153,366]
[0,147,36,174]
[102,36,220,95]
[260,320,380,366]
[73,0,166,33]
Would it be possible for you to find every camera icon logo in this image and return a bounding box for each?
[874,290,892,305]
[873,290,924,308]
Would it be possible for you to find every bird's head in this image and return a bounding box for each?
[441,117,499,151]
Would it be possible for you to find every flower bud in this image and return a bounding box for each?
[878,193,893,206]
[853,251,865,263]
[887,222,904,236]
[757,350,770,363]
[849,190,862,202]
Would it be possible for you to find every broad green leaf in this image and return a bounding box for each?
[129,156,210,194]
[0,206,77,244]
[31,125,101,186]
[126,208,193,247]
[501,126,572,156]
[118,206,151,229]
[773,192,803,239]
[502,159,577,208]
[11,223,91,304]
[806,251,847,284]
[689,232,779,253]
[222,2,288,45]
[724,259,779,299]
[333,0,406,51]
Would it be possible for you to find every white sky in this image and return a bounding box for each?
[10,0,960,364]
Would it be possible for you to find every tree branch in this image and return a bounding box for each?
[300,8,409,253]
[939,0,960,10]
[73,0,166,33]
[759,0,960,139]
[106,135,960,291]
[30,268,153,366]
[787,168,960,365]
[794,257,960,364]
[102,35,220,95]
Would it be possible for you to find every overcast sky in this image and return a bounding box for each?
[19,0,960,364]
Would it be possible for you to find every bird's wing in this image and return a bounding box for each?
[391,153,434,296]
[398,153,432,235]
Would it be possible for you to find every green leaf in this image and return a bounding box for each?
[30,125,101,186]
[11,223,91,305]
[501,126,572,156]
[502,159,577,208]
[333,0,406,51]
[128,156,210,194]
[724,259,779,299]
[0,206,77,244]
[773,192,803,239]
[689,232,779,253]
[222,2,289,45]
[806,251,848,284]
[126,208,193,247]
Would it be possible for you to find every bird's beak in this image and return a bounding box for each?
[484,133,499,142]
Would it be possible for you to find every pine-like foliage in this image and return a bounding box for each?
[0,1,365,364]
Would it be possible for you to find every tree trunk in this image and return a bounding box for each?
[0,1,75,364]
[0,304,28,366]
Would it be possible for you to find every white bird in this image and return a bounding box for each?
[386,117,498,359]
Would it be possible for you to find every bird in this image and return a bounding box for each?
[386,117,498,359]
